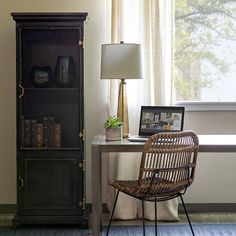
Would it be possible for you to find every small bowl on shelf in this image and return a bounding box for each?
[30,66,53,88]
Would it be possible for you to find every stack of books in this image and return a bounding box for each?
[21,116,61,148]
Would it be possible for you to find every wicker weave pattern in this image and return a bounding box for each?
[110,131,199,201]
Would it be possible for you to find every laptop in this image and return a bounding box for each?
[127,106,185,142]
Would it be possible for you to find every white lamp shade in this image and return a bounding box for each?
[100,43,144,80]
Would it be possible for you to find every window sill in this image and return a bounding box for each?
[175,102,236,111]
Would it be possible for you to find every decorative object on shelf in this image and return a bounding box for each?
[100,42,144,138]
[104,115,123,141]
[55,56,75,87]
[30,66,53,87]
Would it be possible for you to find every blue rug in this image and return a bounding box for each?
[0,224,236,235]
[104,224,236,235]
[0,227,89,236]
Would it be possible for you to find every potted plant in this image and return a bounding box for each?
[104,115,123,141]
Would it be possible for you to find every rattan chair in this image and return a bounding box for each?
[106,130,199,236]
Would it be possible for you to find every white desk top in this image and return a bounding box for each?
[198,135,236,145]
[92,134,236,152]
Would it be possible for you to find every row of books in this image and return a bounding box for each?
[21,116,61,148]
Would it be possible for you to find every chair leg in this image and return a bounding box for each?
[180,195,195,236]
[142,200,146,236]
[154,199,157,236]
[106,190,120,236]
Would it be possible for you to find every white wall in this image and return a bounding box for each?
[0,1,236,207]
[184,111,236,203]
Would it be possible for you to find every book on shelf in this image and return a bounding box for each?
[24,119,31,147]
[43,116,62,148]
[30,119,37,147]
[48,116,55,147]
[54,123,61,147]
[21,116,25,147]
[43,117,49,148]
[36,123,43,148]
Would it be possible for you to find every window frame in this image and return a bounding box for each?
[175,101,236,111]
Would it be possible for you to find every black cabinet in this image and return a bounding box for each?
[11,13,88,227]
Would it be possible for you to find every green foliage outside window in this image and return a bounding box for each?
[175,0,236,101]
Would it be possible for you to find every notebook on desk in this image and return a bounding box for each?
[127,106,185,142]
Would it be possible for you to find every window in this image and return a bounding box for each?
[174,0,236,103]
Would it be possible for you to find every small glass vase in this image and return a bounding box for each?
[55,56,75,87]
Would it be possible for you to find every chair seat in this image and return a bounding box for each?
[110,178,192,201]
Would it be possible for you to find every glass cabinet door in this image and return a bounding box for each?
[18,28,83,149]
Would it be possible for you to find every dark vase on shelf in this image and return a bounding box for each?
[55,56,75,87]
[30,66,53,88]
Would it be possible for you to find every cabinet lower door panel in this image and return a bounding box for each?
[18,152,83,216]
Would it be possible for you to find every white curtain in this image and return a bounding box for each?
[106,0,179,221]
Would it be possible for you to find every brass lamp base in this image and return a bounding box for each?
[117,79,129,138]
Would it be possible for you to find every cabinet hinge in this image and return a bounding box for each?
[79,198,86,210]
[78,159,85,171]
[78,39,84,48]
[79,129,85,141]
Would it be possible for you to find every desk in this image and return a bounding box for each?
[91,134,236,236]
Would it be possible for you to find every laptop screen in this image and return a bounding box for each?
[139,106,185,136]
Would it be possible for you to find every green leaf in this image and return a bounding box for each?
[104,115,122,128]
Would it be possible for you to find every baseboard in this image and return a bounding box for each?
[1,203,236,215]
[178,203,236,213]
[86,203,236,214]
[0,204,16,214]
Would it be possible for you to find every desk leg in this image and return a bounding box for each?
[92,145,102,236]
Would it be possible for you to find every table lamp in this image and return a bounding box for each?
[100,42,144,138]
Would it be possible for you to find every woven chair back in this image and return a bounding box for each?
[138,131,199,196]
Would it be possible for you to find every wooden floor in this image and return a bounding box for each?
[0,213,236,236]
